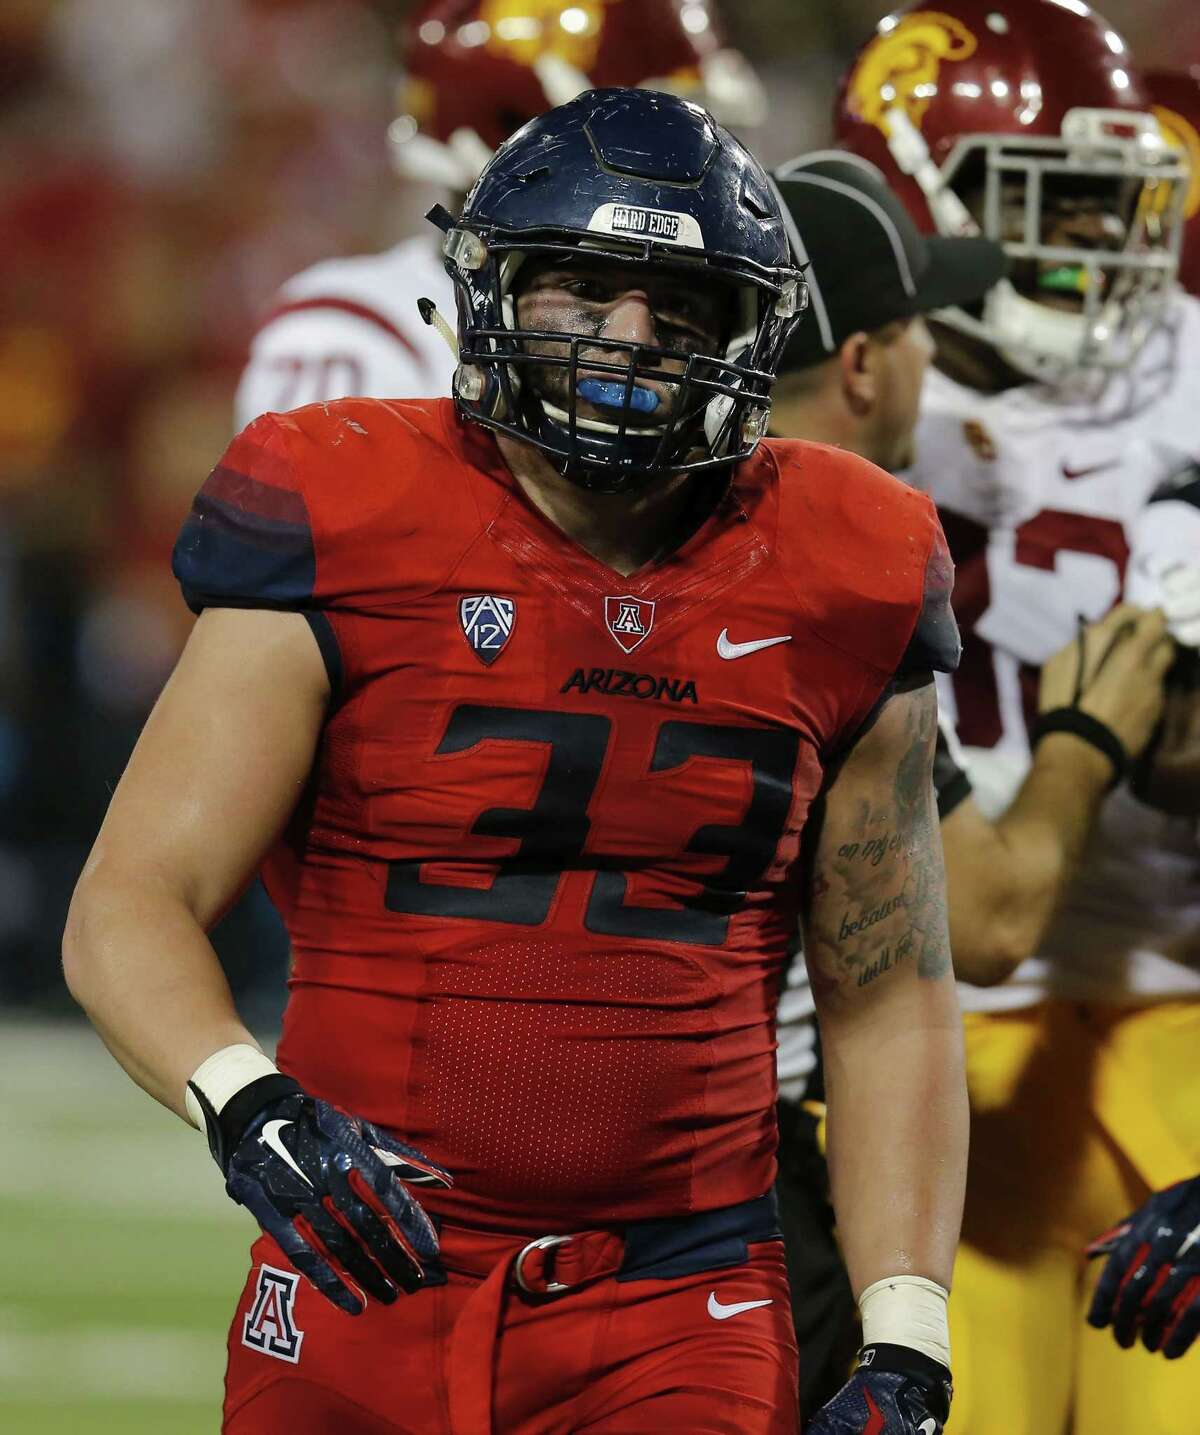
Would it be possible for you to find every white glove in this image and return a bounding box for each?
[1160,562,1200,648]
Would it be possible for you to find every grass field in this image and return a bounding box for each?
[1,1021,263,1433]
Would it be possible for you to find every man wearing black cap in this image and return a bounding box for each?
[770,152,1006,473]
[767,153,1175,1426]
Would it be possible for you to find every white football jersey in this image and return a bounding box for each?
[234,238,456,430]
[910,293,1200,1012]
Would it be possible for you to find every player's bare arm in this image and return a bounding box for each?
[63,607,329,1112]
[802,676,965,1431]
[64,608,448,1315]
[944,604,1173,985]
[804,679,965,1295]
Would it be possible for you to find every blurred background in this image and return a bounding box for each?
[1,0,1197,1429]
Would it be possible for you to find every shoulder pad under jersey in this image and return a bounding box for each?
[765,438,955,680]
[173,398,495,615]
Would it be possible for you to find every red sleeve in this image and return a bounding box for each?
[765,439,952,749]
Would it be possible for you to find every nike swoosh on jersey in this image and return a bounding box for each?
[260,1120,313,1188]
[716,628,793,660]
[706,1291,774,1320]
[1060,459,1119,480]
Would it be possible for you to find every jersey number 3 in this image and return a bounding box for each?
[385,704,799,947]
[943,506,1129,746]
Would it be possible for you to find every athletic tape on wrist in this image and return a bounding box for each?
[183,1044,279,1130]
[858,1274,951,1369]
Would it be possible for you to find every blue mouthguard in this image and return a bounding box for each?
[577,378,660,414]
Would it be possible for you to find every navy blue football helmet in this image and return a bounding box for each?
[428,87,806,492]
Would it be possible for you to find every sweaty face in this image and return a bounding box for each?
[512,255,737,428]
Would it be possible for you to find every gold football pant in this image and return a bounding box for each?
[947,1000,1200,1435]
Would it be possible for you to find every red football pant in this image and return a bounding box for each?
[224,1231,799,1433]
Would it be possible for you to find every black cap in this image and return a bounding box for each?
[770,151,1008,372]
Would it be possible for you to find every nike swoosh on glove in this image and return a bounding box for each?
[190,1071,451,1315]
[1087,1174,1200,1358]
[805,1343,952,1434]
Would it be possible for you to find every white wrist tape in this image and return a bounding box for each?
[858,1274,951,1369]
[183,1044,279,1130]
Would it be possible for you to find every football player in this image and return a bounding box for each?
[233,0,764,429]
[765,152,1175,1426]
[838,1,1200,1430]
[64,90,966,1435]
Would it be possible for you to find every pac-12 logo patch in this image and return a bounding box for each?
[460,595,515,665]
[605,594,655,653]
[242,1264,304,1363]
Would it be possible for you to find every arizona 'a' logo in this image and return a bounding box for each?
[242,1264,304,1364]
[460,595,516,666]
[847,11,977,138]
[604,594,655,653]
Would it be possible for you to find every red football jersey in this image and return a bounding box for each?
[174,398,943,1232]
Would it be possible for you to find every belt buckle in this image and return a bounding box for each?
[514,1234,572,1294]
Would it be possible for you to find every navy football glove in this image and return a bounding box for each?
[806,1344,952,1434]
[1087,1175,1200,1358]
[189,1071,451,1315]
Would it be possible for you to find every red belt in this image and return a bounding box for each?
[442,1222,625,1435]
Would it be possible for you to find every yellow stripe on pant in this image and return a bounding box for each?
[947,999,1200,1435]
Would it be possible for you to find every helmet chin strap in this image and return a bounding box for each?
[417,298,459,359]
[930,285,1082,383]
[984,283,1112,382]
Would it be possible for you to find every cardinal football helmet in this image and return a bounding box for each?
[391,0,766,189]
[835,0,1189,380]
[432,87,804,492]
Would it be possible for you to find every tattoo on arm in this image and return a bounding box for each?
[804,684,953,997]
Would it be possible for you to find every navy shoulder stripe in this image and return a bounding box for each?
[172,463,316,614]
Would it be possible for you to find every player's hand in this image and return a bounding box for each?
[805,1345,951,1433]
[1038,604,1173,760]
[1086,1175,1200,1359]
[196,1073,451,1316]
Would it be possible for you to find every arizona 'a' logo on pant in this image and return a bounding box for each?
[243,1264,304,1363]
